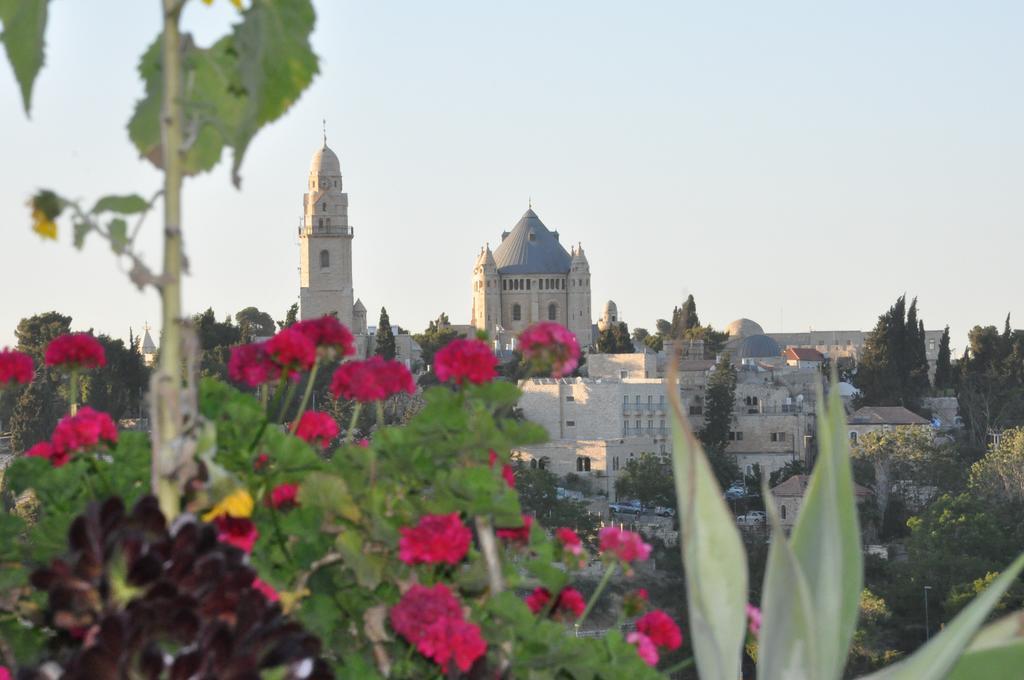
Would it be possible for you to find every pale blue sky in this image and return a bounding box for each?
[2,1,1022,352]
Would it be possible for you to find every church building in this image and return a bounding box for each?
[472,208,593,348]
[298,137,368,335]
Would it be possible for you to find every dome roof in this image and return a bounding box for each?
[492,209,572,275]
[726,318,764,338]
[602,300,618,317]
[310,143,341,177]
[738,334,781,359]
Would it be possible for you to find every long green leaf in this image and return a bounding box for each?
[863,553,1024,679]
[787,382,863,679]
[946,610,1024,680]
[667,360,747,680]
[0,0,48,114]
[758,488,818,680]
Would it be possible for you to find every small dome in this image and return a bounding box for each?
[726,318,764,338]
[310,144,341,177]
[738,334,781,359]
[602,300,618,317]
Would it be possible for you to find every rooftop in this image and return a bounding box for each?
[849,406,930,426]
[492,208,573,275]
[784,347,825,362]
[771,474,873,498]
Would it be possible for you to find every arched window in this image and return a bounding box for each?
[320,249,330,268]
[512,304,522,321]
[318,218,324,229]
[321,202,327,212]
[548,303,557,321]
[584,457,591,472]
[334,180,338,188]
[780,505,787,520]
[849,432,858,444]
[530,459,538,469]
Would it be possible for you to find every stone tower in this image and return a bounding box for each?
[298,136,354,326]
[471,244,500,333]
[567,243,592,344]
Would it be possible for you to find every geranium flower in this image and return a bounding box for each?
[214,515,258,553]
[496,514,533,543]
[253,453,270,471]
[434,338,497,385]
[293,315,356,357]
[252,578,279,602]
[416,616,487,673]
[329,356,415,402]
[627,631,659,667]
[44,333,106,371]
[398,513,472,566]
[746,603,762,637]
[50,407,118,459]
[598,526,651,563]
[525,587,586,619]
[555,527,583,555]
[488,449,515,488]
[26,441,68,468]
[294,411,339,448]
[390,584,463,646]
[202,489,255,521]
[0,348,34,387]
[228,342,280,387]
[636,610,682,650]
[265,328,316,373]
[268,483,300,510]
[518,322,581,378]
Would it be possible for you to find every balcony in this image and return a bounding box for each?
[298,221,354,237]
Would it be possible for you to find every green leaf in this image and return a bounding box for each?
[864,553,1024,679]
[0,0,48,114]
[228,0,318,186]
[298,472,361,523]
[108,217,128,254]
[72,220,91,249]
[757,488,818,680]
[785,383,863,679]
[668,378,747,680]
[948,610,1024,680]
[335,530,383,590]
[91,194,149,215]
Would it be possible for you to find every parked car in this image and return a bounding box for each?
[609,500,643,515]
[724,484,746,500]
[736,511,766,526]
[654,506,676,518]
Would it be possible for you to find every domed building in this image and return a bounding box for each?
[726,318,765,338]
[737,334,782,361]
[472,207,593,347]
[597,300,618,332]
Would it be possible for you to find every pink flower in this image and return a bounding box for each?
[51,407,118,459]
[253,453,270,471]
[496,514,534,543]
[556,527,583,555]
[746,603,762,637]
[294,411,339,448]
[329,356,416,402]
[399,513,472,566]
[525,587,586,619]
[44,333,106,371]
[390,584,463,646]
[265,327,316,373]
[0,348,34,387]
[252,578,279,602]
[599,526,651,563]
[518,322,581,378]
[26,441,67,467]
[417,616,487,674]
[293,315,356,357]
[269,483,300,510]
[636,610,682,650]
[228,342,280,387]
[627,631,659,667]
[434,338,497,385]
[0,666,11,680]
[214,516,259,553]
[488,450,515,488]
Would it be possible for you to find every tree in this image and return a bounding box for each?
[192,308,240,351]
[277,303,299,330]
[514,463,600,545]
[614,452,675,509]
[375,307,397,359]
[596,321,633,354]
[643,334,664,352]
[956,320,1024,452]
[854,295,931,410]
[412,313,462,368]
[81,335,149,421]
[699,354,740,487]
[968,427,1024,504]
[670,294,699,340]
[768,459,806,488]
[655,319,672,337]
[933,326,952,391]
[631,328,650,344]
[235,306,276,342]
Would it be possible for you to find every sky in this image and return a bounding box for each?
[2,1,1022,354]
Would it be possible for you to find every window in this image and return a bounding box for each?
[771,432,787,443]
[566,396,575,402]
[566,420,575,427]
[647,395,653,405]
[334,180,338,187]
[612,456,620,471]
[929,339,936,351]
[319,249,330,268]
[620,370,628,379]
[502,280,507,290]
[318,218,324,228]
[529,232,536,242]
[623,420,629,432]
[647,420,654,429]
[623,395,628,404]
[548,303,557,321]
[530,459,538,469]
[635,420,641,429]
[745,465,753,476]
[527,279,531,290]
[849,431,858,444]
[321,202,326,212]
[689,405,703,416]
[781,505,787,520]
[512,304,522,321]
[728,431,744,441]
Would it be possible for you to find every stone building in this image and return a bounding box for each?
[472,208,593,348]
[297,137,367,335]
[771,474,873,529]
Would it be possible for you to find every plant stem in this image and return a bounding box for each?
[575,562,617,630]
[68,369,79,415]
[152,0,186,522]
[277,379,299,424]
[662,658,695,674]
[269,505,295,566]
[289,359,320,433]
[475,516,505,595]
[346,402,362,444]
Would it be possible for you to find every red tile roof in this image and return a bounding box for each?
[849,406,929,426]
[784,347,825,362]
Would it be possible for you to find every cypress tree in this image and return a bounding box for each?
[854,295,930,410]
[934,326,952,390]
[375,307,397,359]
[670,294,700,340]
[698,354,740,487]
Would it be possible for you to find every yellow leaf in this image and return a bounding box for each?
[202,488,254,521]
[31,209,56,240]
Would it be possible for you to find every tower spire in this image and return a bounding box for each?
[322,118,327,146]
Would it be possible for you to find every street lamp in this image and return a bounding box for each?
[923,586,932,641]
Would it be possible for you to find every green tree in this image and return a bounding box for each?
[631,327,650,344]
[854,295,931,410]
[374,307,397,359]
[956,320,1024,452]
[670,294,699,340]
[596,321,633,353]
[768,459,806,488]
[614,452,675,509]
[235,306,276,342]
[968,427,1024,503]
[933,326,952,391]
[192,308,241,351]
[278,303,299,330]
[643,334,664,352]
[412,313,462,368]
[698,354,740,487]
[81,335,149,421]
[655,319,672,337]
[514,463,600,545]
